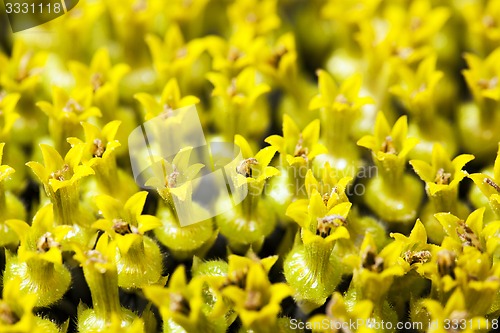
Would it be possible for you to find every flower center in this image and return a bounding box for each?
[381,136,397,154]
[362,247,384,273]
[167,165,180,188]
[434,168,451,185]
[293,134,309,160]
[437,250,456,278]
[63,99,84,114]
[477,76,498,90]
[50,164,70,181]
[37,232,60,253]
[91,73,104,92]
[236,158,258,177]
[485,177,500,192]
[269,45,288,68]
[456,220,482,251]
[93,138,105,158]
[222,267,248,289]
[316,214,346,238]
[0,302,19,325]
[403,250,431,265]
[228,47,242,62]
[483,15,497,28]
[244,290,263,311]
[170,293,190,315]
[112,219,138,235]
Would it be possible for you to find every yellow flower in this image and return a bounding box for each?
[309,70,371,113]
[321,0,381,24]
[0,278,65,333]
[146,24,206,84]
[36,86,101,153]
[344,233,405,305]
[208,67,271,139]
[145,266,227,332]
[3,204,72,307]
[69,48,130,116]
[26,144,94,227]
[234,134,279,193]
[134,78,200,121]
[358,112,418,176]
[0,93,21,141]
[461,0,500,54]
[463,47,500,106]
[73,236,142,332]
[390,55,443,118]
[92,192,162,252]
[208,67,270,107]
[0,39,46,93]
[222,263,292,332]
[423,289,489,333]
[227,0,281,37]
[92,191,163,288]
[389,219,436,274]
[410,144,474,197]
[27,144,94,195]
[469,145,500,218]
[309,292,376,333]
[266,115,327,167]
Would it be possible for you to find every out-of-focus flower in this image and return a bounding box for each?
[462,0,500,54]
[463,48,500,108]
[207,67,271,140]
[390,56,443,118]
[0,40,46,94]
[69,48,130,118]
[36,86,101,153]
[0,93,21,142]
[227,0,281,37]
[134,78,200,121]
[146,24,206,86]
[0,142,26,245]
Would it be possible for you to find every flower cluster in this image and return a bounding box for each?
[1,0,500,333]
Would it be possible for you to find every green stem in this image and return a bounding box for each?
[27,259,57,285]
[288,164,307,199]
[303,238,334,281]
[429,187,458,214]
[94,157,119,196]
[0,183,6,220]
[479,100,500,127]
[83,264,121,322]
[48,183,81,226]
[374,156,405,190]
[321,109,353,154]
